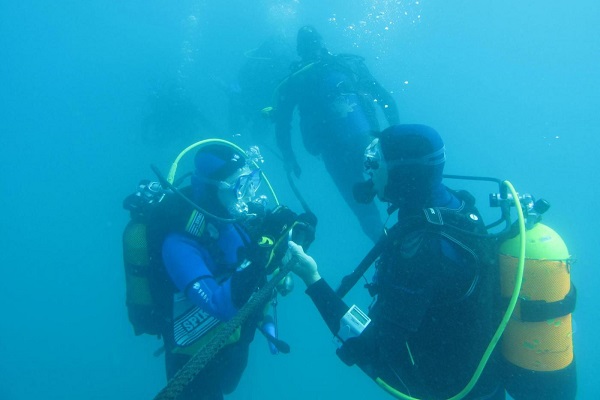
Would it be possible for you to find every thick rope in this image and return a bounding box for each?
[153,265,291,400]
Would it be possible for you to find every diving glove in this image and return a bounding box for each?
[290,211,317,250]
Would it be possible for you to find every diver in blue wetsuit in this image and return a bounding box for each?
[160,144,310,400]
[286,125,505,399]
[273,25,399,242]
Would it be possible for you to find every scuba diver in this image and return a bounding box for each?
[141,81,215,145]
[285,124,505,399]
[228,34,295,145]
[272,25,400,243]
[123,142,315,400]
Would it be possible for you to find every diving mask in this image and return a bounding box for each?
[219,168,262,201]
[354,138,383,204]
[363,138,382,177]
[221,168,262,218]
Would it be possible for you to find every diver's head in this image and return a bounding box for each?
[361,124,446,209]
[192,144,262,219]
[296,25,324,61]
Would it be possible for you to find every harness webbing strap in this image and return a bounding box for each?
[519,283,577,322]
[335,220,419,299]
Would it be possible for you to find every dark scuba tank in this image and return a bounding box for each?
[499,222,576,400]
[122,180,172,336]
[123,220,161,336]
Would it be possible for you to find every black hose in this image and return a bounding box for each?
[286,170,313,215]
[336,233,388,298]
[150,164,239,223]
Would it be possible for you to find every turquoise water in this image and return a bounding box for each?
[1,1,598,399]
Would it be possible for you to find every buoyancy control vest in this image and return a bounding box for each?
[367,191,501,397]
[283,53,381,155]
[373,190,498,295]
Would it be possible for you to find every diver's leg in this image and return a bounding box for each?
[217,341,250,395]
[164,352,224,400]
[321,140,384,243]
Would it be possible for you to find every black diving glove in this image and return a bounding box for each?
[243,205,299,273]
[290,211,317,250]
[244,206,318,273]
[263,205,298,239]
[232,207,311,306]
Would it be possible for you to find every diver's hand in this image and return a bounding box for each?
[285,241,321,286]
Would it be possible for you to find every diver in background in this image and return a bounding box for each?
[273,25,399,242]
[142,81,214,145]
[285,124,505,399]
[228,34,294,144]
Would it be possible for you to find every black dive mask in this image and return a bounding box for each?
[353,179,377,204]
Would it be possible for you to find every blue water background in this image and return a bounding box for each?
[1,1,598,399]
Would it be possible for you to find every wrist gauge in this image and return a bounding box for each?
[337,304,371,343]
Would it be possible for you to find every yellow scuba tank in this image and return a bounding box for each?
[373,179,577,400]
[499,222,576,400]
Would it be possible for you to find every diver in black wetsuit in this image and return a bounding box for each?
[273,25,399,242]
[286,124,505,399]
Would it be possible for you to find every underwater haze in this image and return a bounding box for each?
[1,1,598,399]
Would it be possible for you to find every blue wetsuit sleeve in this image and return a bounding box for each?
[162,233,238,320]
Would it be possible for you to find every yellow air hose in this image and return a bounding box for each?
[166,138,279,206]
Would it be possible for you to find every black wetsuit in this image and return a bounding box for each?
[305,200,505,399]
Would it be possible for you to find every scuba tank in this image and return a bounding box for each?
[122,180,180,336]
[123,219,156,335]
[499,222,577,399]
